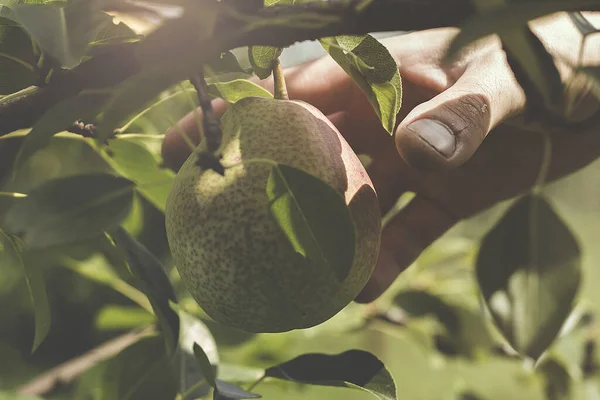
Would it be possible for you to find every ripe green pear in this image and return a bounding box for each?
[165,96,381,333]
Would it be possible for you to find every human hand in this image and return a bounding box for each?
[162,21,600,303]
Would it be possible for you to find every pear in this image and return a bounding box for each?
[165,96,381,332]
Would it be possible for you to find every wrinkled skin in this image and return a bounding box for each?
[163,15,600,303]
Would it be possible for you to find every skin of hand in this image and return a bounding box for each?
[161,12,600,303]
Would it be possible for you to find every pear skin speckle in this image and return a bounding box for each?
[165,97,381,332]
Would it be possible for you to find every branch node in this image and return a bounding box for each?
[67,120,98,139]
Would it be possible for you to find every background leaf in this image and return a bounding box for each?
[111,227,180,356]
[94,334,178,400]
[214,380,262,400]
[15,91,110,169]
[445,1,600,62]
[94,305,155,332]
[4,173,135,249]
[179,310,219,399]
[500,26,563,114]
[476,194,582,360]
[537,357,572,400]
[86,19,140,57]
[96,68,184,143]
[569,11,600,37]
[0,230,50,352]
[0,392,43,400]
[0,25,37,94]
[11,1,111,68]
[11,1,113,68]
[394,290,460,335]
[264,350,397,400]
[266,163,355,282]
[94,135,175,213]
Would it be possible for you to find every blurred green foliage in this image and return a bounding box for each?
[1,1,600,399]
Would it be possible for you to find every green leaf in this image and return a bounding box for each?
[179,310,219,400]
[214,381,261,400]
[0,25,37,94]
[4,173,135,249]
[209,79,273,103]
[320,34,401,134]
[0,391,44,400]
[15,91,110,169]
[0,52,35,94]
[95,135,175,213]
[95,305,155,331]
[266,163,355,282]
[206,51,248,76]
[98,334,178,400]
[476,194,582,360]
[96,68,183,143]
[111,227,180,356]
[0,230,50,352]
[334,35,397,83]
[64,249,151,311]
[248,45,282,80]
[247,0,294,79]
[193,343,218,388]
[0,215,25,293]
[393,290,460,335]
[11,1,113,68]
[217,364,264,385]
[264,350,397,400]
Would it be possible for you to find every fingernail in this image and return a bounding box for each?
[407,119,456,158]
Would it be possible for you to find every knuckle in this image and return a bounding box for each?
[444,91,492,138]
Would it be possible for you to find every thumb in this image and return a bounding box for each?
[395,53,526,171]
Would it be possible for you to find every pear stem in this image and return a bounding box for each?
[273,59,289,101]
[190,74,222,153]
[189,73,225,175]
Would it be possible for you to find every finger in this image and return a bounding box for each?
[394,50,527,171]
[161,98,229,171]
[354,196,457,304]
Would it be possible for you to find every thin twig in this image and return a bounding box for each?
[246,375,266,392]
[17,326,156,397]
[67,120,99,139]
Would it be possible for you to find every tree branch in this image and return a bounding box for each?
[0,0,595,137]
[0,0,474,137]
[17,326,155,397]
